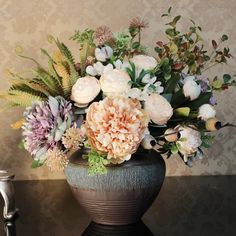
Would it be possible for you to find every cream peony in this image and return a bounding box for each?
[71,76,100,107]
[198,104,216,121]
[131,55,157,71]
[144,94,173,125]
[176,125,202,158]
[85,97,149,164]
[100,69,131,97]
[183,78,201,101]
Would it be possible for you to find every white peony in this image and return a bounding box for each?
[144,93,173,125]
[95,45,113,62]
[176,125,202,157]
[183,78,201,101]
[198,104,216,121]
[71,76,100,107]
[100,69,131,97]
[131,55,157,71]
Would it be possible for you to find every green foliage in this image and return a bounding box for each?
[201,134,215,148]
[0,38,80,108]
[71,29,96,75]
[31,159,44,169]
[85,150,110,175]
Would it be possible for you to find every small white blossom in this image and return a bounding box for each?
[95,45,113,62]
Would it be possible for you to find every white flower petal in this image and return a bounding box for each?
[86,65,97,76]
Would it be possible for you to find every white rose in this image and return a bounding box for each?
[95,45,113,62]
[131,55,157,71]
[183,79,201,101]
[100,69,131,97]
[144,93,173,125]
[176,125,202,157]
[198,104,216,121]
[71,76,100,107]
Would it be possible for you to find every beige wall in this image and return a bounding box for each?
[0,0,236,180]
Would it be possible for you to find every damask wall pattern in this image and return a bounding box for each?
[0,0,235,180]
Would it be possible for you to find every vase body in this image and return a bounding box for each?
[65,149,166,225]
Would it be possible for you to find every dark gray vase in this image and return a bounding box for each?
[65,149,166,225]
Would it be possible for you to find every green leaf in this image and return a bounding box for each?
[171,89,186,108]
[223,74,231,84]
[171,144,178,154]
[221,34,229,42]
[164,74,180,93]
[212,79,223,89]
[165,28,176,37]
[188,92,212,109]
[168,6,172,14]
[174,107,190,117]
[162,93,173,102]
[132,42,140,49]
[154,47,163,54]
[31,159,43,169]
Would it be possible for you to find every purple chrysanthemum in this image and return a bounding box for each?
[22,96,73,160]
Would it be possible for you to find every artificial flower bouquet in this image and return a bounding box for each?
[1,8,235,174]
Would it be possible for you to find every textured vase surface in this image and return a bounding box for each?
[65,149,166,225]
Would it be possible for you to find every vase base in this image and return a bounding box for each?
[82,221,154,236]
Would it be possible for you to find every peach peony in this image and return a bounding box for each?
[85,97,149,164]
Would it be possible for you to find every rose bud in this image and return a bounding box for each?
[198,104,216,121]
[144,94,173,125]
[71,76,100,107]
[183,78,201,101]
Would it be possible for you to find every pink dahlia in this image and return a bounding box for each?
[22,96,73,160]
[85,97,149,164]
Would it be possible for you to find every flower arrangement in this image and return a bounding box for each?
[1,8,235,174]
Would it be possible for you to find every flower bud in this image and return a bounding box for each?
[164,128,180,142]
[205,118,222,131]
[198,104,216,121]
[183,79,201,101]
[141,134,156,149]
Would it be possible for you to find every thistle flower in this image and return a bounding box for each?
[62,127,86,150]
[22,96,73,160]
[129,17,149,30]
[45,147,68,172]
[95,26,113,45]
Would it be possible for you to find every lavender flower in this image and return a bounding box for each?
[197,76,210,92]
[209,96,217,105]
[22,96,73,160]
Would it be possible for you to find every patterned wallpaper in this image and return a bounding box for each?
[0,0,235,180]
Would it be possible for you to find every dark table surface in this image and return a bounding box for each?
[0,176,236,236]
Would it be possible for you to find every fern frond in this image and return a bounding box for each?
[79,41,95,75]
[54,63,71,97]
[53,50,64,62]
[55,39,75,64]
[67,60,79,86]
[1,91,43,107]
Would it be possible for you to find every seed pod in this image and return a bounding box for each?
[164,128,180,142]
[205,118,222,131]
[141,134,156,150]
